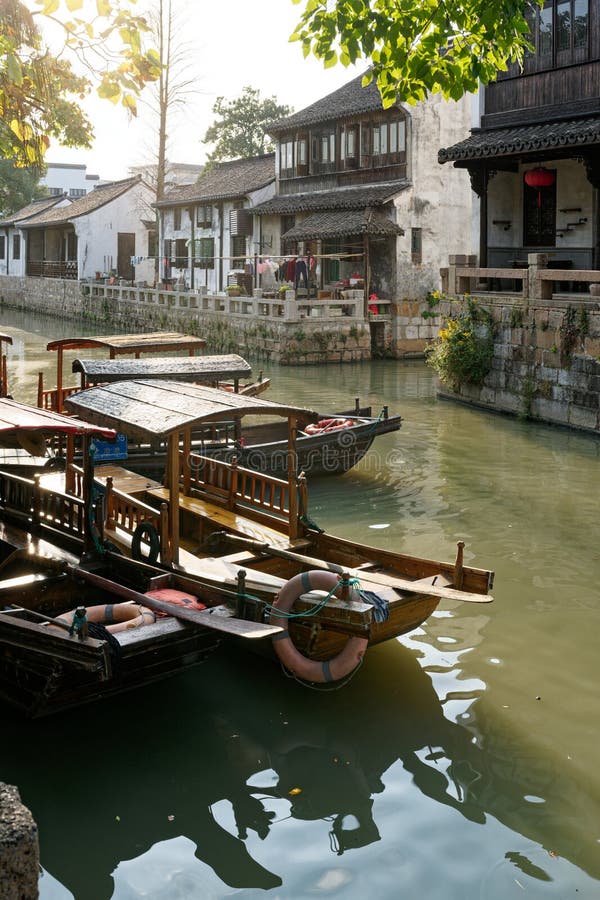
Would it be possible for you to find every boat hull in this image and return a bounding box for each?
[120,408,402,479]
[0,540,221,717]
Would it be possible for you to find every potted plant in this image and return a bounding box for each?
[226,284,242,297]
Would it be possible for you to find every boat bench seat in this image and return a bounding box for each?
[146,487,292,550]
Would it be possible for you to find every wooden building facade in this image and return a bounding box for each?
[439,0,600,274]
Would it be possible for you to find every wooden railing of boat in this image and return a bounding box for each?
[104,476,171,563]
[37,376,81,412]
[181,452,292,531]
[0,469,102,542]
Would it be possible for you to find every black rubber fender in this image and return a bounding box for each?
[131,521,160,565]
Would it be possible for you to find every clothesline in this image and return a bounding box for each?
[159,252,365,263]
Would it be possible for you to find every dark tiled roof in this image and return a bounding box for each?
[282,208,404,240]
[269,72,386,133]
[155,155,275,207]
[0,195,66,227]
[438,116,600,163]
[253,181,408,215]
[19,176,144,227]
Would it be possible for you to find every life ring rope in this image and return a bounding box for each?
[268,570,369,684]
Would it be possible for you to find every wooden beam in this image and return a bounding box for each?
[216,534,493,604]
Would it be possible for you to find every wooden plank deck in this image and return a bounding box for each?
[147,486,292,549]
[94,464,164,496]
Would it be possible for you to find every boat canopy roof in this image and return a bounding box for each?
[65,380,317,441]
[0,334,13,346]
[0,397,116,454]
[46,332,206,354]
[72,353,252,384]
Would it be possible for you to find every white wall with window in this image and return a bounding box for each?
[40,163,100,197]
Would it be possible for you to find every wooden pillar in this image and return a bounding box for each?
[229,457,239,510]
[65,435,75,494]
[287,414,298,541]
[56,347,64,412]
[81,434,96,557]
[167,433,180,565]
[105,476,115,529]
[182,430,191,496]
[159,503,171,565]
[469,165,490,269]
[363,234,370,318]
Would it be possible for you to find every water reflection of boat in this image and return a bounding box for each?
[2,644,598,898]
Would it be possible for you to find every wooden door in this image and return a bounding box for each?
[117,232,135,279]
[523,177,556,247]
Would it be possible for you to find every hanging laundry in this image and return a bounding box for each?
[294,257,308,290]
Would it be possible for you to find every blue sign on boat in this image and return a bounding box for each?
[91,433,128,461]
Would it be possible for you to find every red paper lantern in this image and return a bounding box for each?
[524,167,555,206]
[524,167,555,189]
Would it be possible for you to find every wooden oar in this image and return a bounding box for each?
[68,565,283,639]
[216,534,494,604]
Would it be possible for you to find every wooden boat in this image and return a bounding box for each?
[59,381,494,684]
[0,393,493,692]
[64,356,398,476]
[0,402,280,716]
[200,401,401,476]
[71,352,270,398]
[0,522,281,717]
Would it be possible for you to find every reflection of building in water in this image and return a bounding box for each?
[2,642,599,897]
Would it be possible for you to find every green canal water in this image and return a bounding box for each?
[0,308,599,899]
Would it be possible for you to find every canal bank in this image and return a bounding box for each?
[0,276,436,364]
[0,310,599,898]
[434,293,600,436]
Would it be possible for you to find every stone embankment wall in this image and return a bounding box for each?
[437,295,600,434]
[0,783,39,899]
[0,276,371,365]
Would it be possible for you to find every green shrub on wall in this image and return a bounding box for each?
[426,296,494,390]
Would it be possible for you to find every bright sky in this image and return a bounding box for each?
[47,0,359,181]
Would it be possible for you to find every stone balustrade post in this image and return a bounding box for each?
[284,293,297,321]
[528,252,550,300]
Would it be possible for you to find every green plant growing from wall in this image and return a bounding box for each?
[422,290,442,320]
[577,306,589,338]
[520,375,535,420]
[510,306,523,328]
[559,306,588,366]
[426,297,494,390]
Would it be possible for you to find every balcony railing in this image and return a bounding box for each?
[27,260,78,279]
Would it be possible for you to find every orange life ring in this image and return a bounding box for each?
[304,418,354,436]
[57,602,155,634]
[270,570,368,683]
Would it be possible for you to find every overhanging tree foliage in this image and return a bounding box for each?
[291,0,542,104]
[0,0,161,168]
[203,87,292,163]
[0,159,46,217]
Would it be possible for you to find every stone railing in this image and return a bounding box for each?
[442,254,600,302]
[82,282,367,322]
